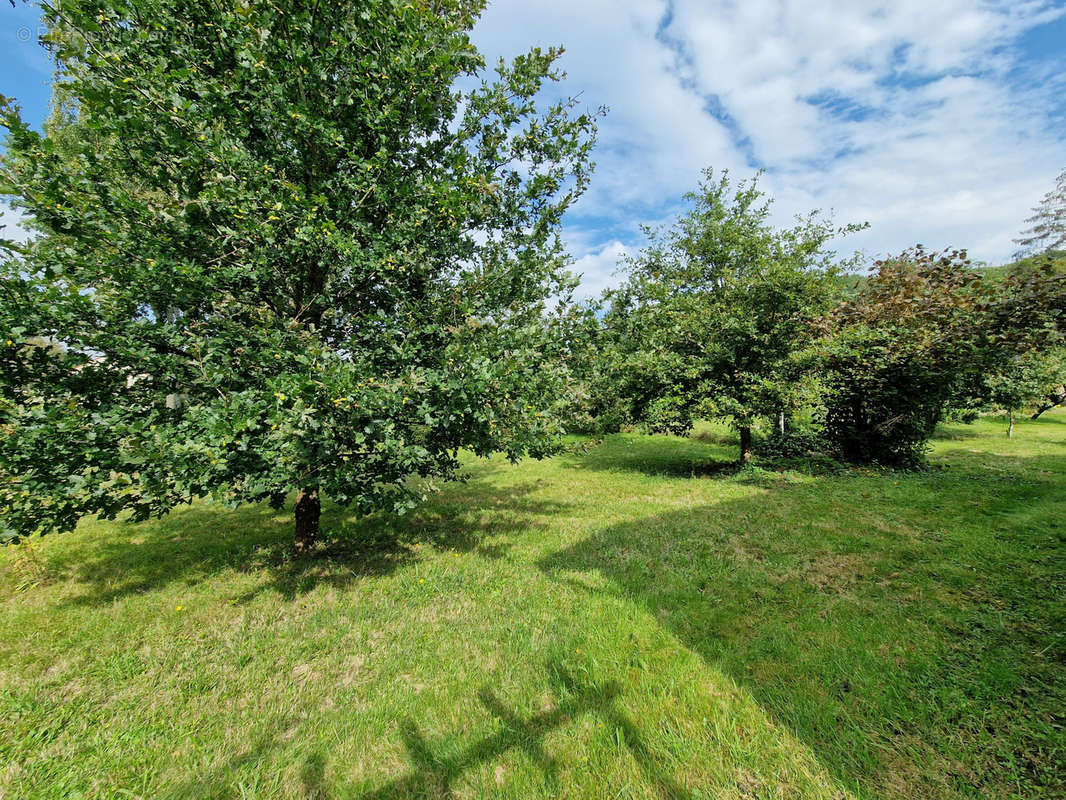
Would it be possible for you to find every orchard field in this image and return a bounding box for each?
[4,2,1066,799]
[3,412,1063,799]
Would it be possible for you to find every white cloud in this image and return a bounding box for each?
[567,240,630,300]
[471,0,1066,292]
[471,0,745,221]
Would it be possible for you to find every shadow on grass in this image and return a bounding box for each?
[562,433,739,478]
[359,661,693,800]
[153,661,693,799]
[540,452,1066,798]
[56,477,568,607]
[690,427,740,447]
[931,425,984,441]
[156,716,298,800]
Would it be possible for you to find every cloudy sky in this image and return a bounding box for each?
[471,0,1066,295]
[3,1,1065,295]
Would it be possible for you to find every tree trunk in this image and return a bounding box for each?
[293,488,321,555]
[778,411,786,436]
[1007,409,1014,439]
[739,425,753,464]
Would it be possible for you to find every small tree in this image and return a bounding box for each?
[0,0,601,549]
[981,261,1066,426]
[982,352,1063,437]
[1027,345,1066,420]
[599,169,862,462]
[1014,168,1066,258]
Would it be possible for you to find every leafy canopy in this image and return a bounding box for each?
[0,0,602,542]
[596,169,863,454]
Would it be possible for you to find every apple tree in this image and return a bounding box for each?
[597,169,862,461]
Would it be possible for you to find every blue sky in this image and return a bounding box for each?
[3,0,1065,296]
[2,3,52,129]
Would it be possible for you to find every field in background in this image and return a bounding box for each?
[2,413,1064,799]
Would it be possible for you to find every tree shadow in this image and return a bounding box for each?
[358,660,694,799]
[539,453,1066,798]
[55,477,568,607]
[156,661,700,798]
[299,749,330,800]
[154,719,332,800]
[561,433,739,478]
[156,716,299,800]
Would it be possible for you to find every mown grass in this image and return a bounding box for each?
[1,412,1064,799]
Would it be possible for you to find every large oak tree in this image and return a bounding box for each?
[0,0,601,549]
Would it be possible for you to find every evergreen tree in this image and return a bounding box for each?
[1015,168,1066,257]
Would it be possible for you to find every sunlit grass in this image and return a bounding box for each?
[1,412,1063,798]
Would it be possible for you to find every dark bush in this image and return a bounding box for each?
[753,428,836,461]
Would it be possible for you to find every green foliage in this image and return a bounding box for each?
[979,249,1066,284]
[542,295,608,435]
[0,0,601,542]
[947,341,1066,431]
[817,247,1066,466]
[979,349,1066,416]
[752,427,837,462]
[644,393,692,437]
[594,169,863,458]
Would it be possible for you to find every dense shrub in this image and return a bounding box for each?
[816,248,1066,466]
[818,328,948,466]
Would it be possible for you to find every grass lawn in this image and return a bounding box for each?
[2,412,1064,799]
